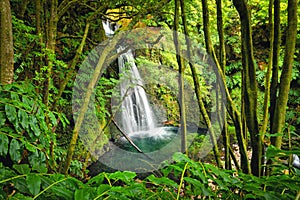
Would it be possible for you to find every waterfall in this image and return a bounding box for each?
[102,21,157,134]
[102,20,115,36]
[118,48,156,133]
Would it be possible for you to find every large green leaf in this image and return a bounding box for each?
[0,111,6,127]
[29,150,47,173]
[172,152,191,163]
[29,115,41,136]
[9,138,22,162]
[87,172,105,185]
[5,105,18,127]
[0,134,9,156]
[96,184,110,195]
[75,188,95,200]
[50,186,74,199]
[48,111,57,126]
[184,177,212,196]
[13,164,31,174]
[10,92,20,101]
[18,109,29,130]
[26,174,41,196]
[13,176,30,194]
[146,174,178,188]
[22,96,34,110]
[22,140,36,153]
[109,171,136,184]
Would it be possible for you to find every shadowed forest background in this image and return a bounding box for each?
[0,0,300,199]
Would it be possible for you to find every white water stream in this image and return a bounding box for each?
[102,20,159,135]
[118,48,157,134]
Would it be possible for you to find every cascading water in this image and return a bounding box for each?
[102,20,157,135]
[101,20,180,155]
[118,48,156,134]
[88,21,206,174]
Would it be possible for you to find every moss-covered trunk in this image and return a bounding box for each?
[173,0,187,153]
[269,0,281,134]
[233,0,261,176]
[216,0,230,169]
[0,0,14,85]
[271,0,298,148]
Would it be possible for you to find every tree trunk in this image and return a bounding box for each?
[43,0,58,106]
[271,0,298,148]
[173,0,187,153]
[180,0,222,167]
[232,0,261,176]
[53,6,107,110]
[210,38,250,173]
[260,0,274,176]
[216,0,226,71]
[201,0,250,172]
[53,22,91,110]
[216,0,230,169]
[261,0,275,137]
[0,0,14,85]
[62,34,123,174]
[201,0,219,66]
[269,0,281,134]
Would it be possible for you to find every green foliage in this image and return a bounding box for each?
[95,77,119,121]
[3,1,299,200]
[1,152,299,199]
[0,81,68,173]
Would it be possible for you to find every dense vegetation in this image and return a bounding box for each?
[0,0,299,199]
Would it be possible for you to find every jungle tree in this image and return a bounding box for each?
[270,0,298,148]
[0,0,14,85]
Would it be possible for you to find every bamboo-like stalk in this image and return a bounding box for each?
[62,33,123,174]
[173,0,188,154]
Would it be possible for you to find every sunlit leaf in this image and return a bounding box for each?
[146,174,178,188]
[29,115,41,136]
[48,111,57,126]
[27,174,41,196]
[5,105,18,126]
[0,134,9,156]
[109,171,136,184]
[18,109,28,129]
[75,188,95,200]
[13,164,31,174]
[9,139,22,162]
[0,111,6,127]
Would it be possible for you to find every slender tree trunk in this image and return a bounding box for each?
[269,0,281,133]
[212,53,250,173]
[216,0,226,71]
[260,0,275,176]
[0,0,14,85]
[36,0,44,51]
[62,34,122,174]
[173,0,187,153]
[35,0,45,92]
[53,6,107,110]
[201,0,250,172]
[201,0,219,66]
[261,0,274,135]
[271,0,298,148]
[216,0,230,169]
[180,0,221,167]
[53,22,91,110]
[43,0,58,106]
[232,0,261,176]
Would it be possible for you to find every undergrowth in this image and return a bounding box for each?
[1,151,300,200]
